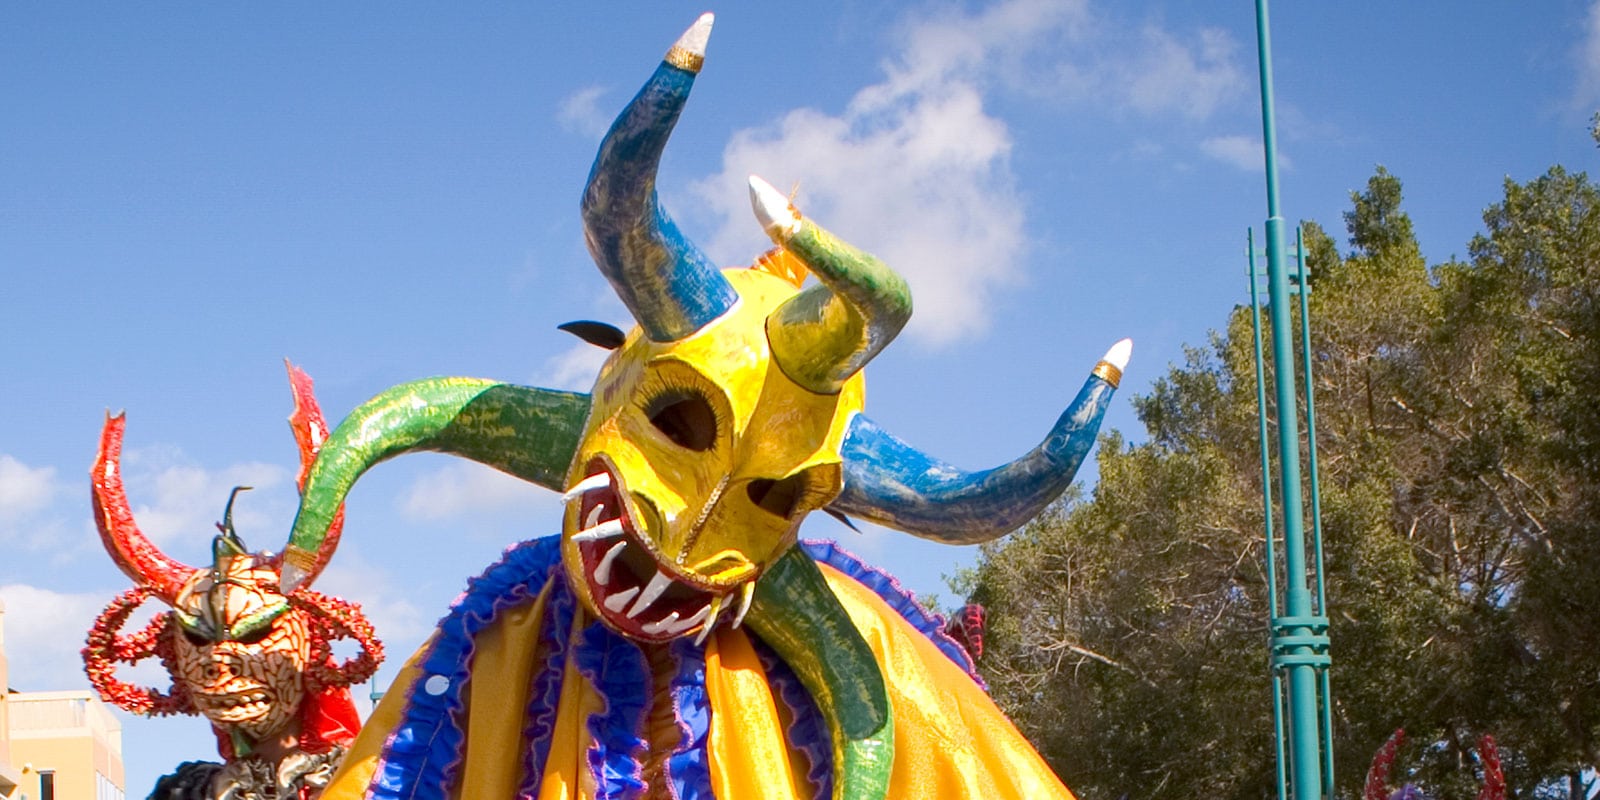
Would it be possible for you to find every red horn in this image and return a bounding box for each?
[281,361,345,588]
[1365,728,1405,800]
[91,413,192,603]
[1476,735,1505,800]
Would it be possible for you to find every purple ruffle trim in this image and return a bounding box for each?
[516,570,577,799]
[575,621,650,800]
[800,539,985,688]
[362,534,984,800]
[664,637,712,799]
[370,535,563,800]
[751,637,832,800]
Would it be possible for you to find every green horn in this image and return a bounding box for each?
[750,176,912,394]
[280,377,592,592]
[747,546,894,800]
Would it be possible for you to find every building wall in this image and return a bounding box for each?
[0,602,125,800]
[8,693,124,800]
[0,599,23,799]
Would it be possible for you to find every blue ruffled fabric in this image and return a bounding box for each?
[371,535,563,800]
[800,539,985,687]
[751,637,832,800]
[517,570,577,799]
[575,621,650,800]
[367,535,981,799]
[665,637,712,799]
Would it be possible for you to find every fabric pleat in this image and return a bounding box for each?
[318,536,1075,799]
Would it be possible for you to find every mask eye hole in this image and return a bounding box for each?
[747,475,806,519]
[647,391,718,451]
[234,625,272,645]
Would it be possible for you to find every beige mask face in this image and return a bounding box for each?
[561,267,865,644]
[171,556,310,741]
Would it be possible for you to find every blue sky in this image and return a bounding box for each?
[3,1,1597,791]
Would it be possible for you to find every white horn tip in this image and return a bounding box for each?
[748,175,801,240]
[1103,338,1133,371]
[279,561,309,594]
[675,13,715,58]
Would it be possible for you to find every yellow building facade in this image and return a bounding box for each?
[0,600,126,800]
[0,597,21,799]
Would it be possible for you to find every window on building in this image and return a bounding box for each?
[38,770,54,800]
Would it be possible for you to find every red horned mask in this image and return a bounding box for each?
[82,363,381,753]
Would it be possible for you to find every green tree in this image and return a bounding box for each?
[965,166,1600,798]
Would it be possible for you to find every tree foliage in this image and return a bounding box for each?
[962,165,1600,798]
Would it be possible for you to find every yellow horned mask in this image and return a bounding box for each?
[281,14,1126,650]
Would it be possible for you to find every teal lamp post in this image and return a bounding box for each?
[1248,1,1335,798]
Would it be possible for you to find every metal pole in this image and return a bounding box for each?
[1254,2,1327,797]
[1248,231,1290,800]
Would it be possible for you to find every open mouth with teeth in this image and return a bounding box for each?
[565,461,752,644]
[194,688,276,722]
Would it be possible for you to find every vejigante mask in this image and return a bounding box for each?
[83,363,382,764]
[286,15,1127,800]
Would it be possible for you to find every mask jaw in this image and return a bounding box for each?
[560,454,746,645]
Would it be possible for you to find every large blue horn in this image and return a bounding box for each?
[828,340,1130,543]
[581,13,737,342]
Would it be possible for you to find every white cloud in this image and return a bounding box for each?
[875,0,1093,102]
[558,85,613,140]
[0,455,73,557]
[0,448,297,568]
[1201,134,1266,172]
[0,455,58,521]
[691,7,1038,346]
[1580,2,1600,101]
[687,0,1248,347]
[306,549,432,657]
[401,461,551,521]
[118,446,291,554]
[0,583,105,692]
[1119,25,1243,120]
[535,342,610,393]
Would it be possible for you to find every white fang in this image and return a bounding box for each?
[603,587,641,614]
[627,571,675,618]
[562,473,612,502]
[595,541,627,587]
[671,604,711,636]
[572,519,626,543]
[693,599,725,646]
[731,582,755,630]
[642,612,682,635]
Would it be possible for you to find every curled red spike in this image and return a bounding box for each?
[91,412,193,603]
[944,603,987,661]
[1477,735,1505,800]
[81,587,191,715]
[281,360,344,587]
[1365,728,1405,800]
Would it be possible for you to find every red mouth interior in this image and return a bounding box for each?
[574,466,723,642]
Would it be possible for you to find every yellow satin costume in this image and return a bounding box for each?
[282,13,1128,800]
[322,542,1073,799]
